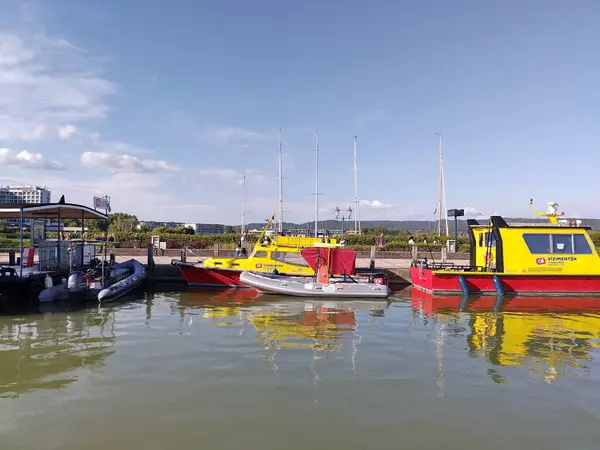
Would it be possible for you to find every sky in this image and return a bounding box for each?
[0,0,599,224]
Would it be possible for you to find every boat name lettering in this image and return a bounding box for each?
[548,256,577,265]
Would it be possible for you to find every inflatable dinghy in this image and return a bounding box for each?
[38,259,146,303]
[240,271,391,298]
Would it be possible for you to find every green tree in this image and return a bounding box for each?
[224,225,235,234]
[108,213,139,233]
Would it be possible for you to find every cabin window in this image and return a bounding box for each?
[253,251,268,258]
[522,233,593,255]
[478,234,483,247]
[522,234,551,254]
[573,234,593,254]
[484,232,496,248]
[552,234,572,254]
[271,251,310,267]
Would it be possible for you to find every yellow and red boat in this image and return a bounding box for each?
[172,214,342,288]
[411,199,600,296]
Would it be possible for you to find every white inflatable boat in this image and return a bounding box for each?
[239,271,391,299]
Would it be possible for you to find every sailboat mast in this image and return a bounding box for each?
[437,132,443,236]
[353,136,361,235]
[241,173,246,234]
[278,127,283,234]
[314,130,319,238]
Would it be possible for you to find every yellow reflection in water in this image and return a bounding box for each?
[411,288,600,383]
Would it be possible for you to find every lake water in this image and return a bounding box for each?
[1,287,600,449]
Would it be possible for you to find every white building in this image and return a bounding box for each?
[0,185,51,204]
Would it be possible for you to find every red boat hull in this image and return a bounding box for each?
[410,266,600,296]
[175,263,248,288]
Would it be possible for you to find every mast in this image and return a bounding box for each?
[353,136,361,235]
[278,127,284,234]
[241,173,246,234]
[436,132,449,236]
[314,130,320,237]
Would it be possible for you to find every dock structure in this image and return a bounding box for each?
[0,200,107,307]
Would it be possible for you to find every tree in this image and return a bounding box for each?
[224,225,235,234]
[108,213,139,233]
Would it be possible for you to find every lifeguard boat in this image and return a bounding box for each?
[411,199,600,296]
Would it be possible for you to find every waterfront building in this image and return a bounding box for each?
[0,185,51,204]
[0,185,52,226]
[193,223,225,234]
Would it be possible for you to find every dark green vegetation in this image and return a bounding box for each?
[2,213,600,252]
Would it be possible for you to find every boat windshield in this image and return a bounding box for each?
[271,251,310,267]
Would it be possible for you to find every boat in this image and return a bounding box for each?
[411,199,600,296]
[39,258,146,303]
[240,246,391,298]
[171,214,342,288]
[0,200,109,307]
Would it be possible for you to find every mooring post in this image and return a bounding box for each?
[147,244,154,280]
[181,247,187,263]
[441,247,447,263]
[369,245,376,270]
[214,243,219,257]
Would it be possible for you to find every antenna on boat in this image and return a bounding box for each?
[278,127,284,234]
[436,132,449,236]
[314,129,319,238]
[353,136,361,235]
[529,198,564,225]
[241,174,246,234]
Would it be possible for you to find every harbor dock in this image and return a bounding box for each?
[108,246,469,288]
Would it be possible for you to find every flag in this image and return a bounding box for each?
[433,208,437,215]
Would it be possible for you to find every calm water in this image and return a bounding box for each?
[1,288,600,450]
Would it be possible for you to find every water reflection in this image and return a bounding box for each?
[0,308,116,398]
[179,289,389,351]
[410,288,600,383]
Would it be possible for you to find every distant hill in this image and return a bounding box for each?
[241,217,600,232]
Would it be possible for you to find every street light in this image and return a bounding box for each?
[334,206,353,237]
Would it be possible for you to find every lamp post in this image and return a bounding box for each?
[334,206,353,237]
[447,208,464,252]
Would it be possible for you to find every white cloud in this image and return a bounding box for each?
[0,147,63,170]
[0,32,114,142]
[57,124,78,140]
[80,152,181,173]
[360,199,393,210]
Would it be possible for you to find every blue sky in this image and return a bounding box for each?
[0,0,599,224]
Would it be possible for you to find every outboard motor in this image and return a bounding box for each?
[67,271,86,292]
[368,272,389,286]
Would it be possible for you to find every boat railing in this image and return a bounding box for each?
[411,260,498,272]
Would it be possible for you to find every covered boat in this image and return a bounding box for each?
[240,245,391,298]
[411,199,600,296]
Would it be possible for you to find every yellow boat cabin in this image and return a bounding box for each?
[466,202,599,275]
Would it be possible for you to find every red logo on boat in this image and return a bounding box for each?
[255,263,262,268]
[536,257,546,265]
